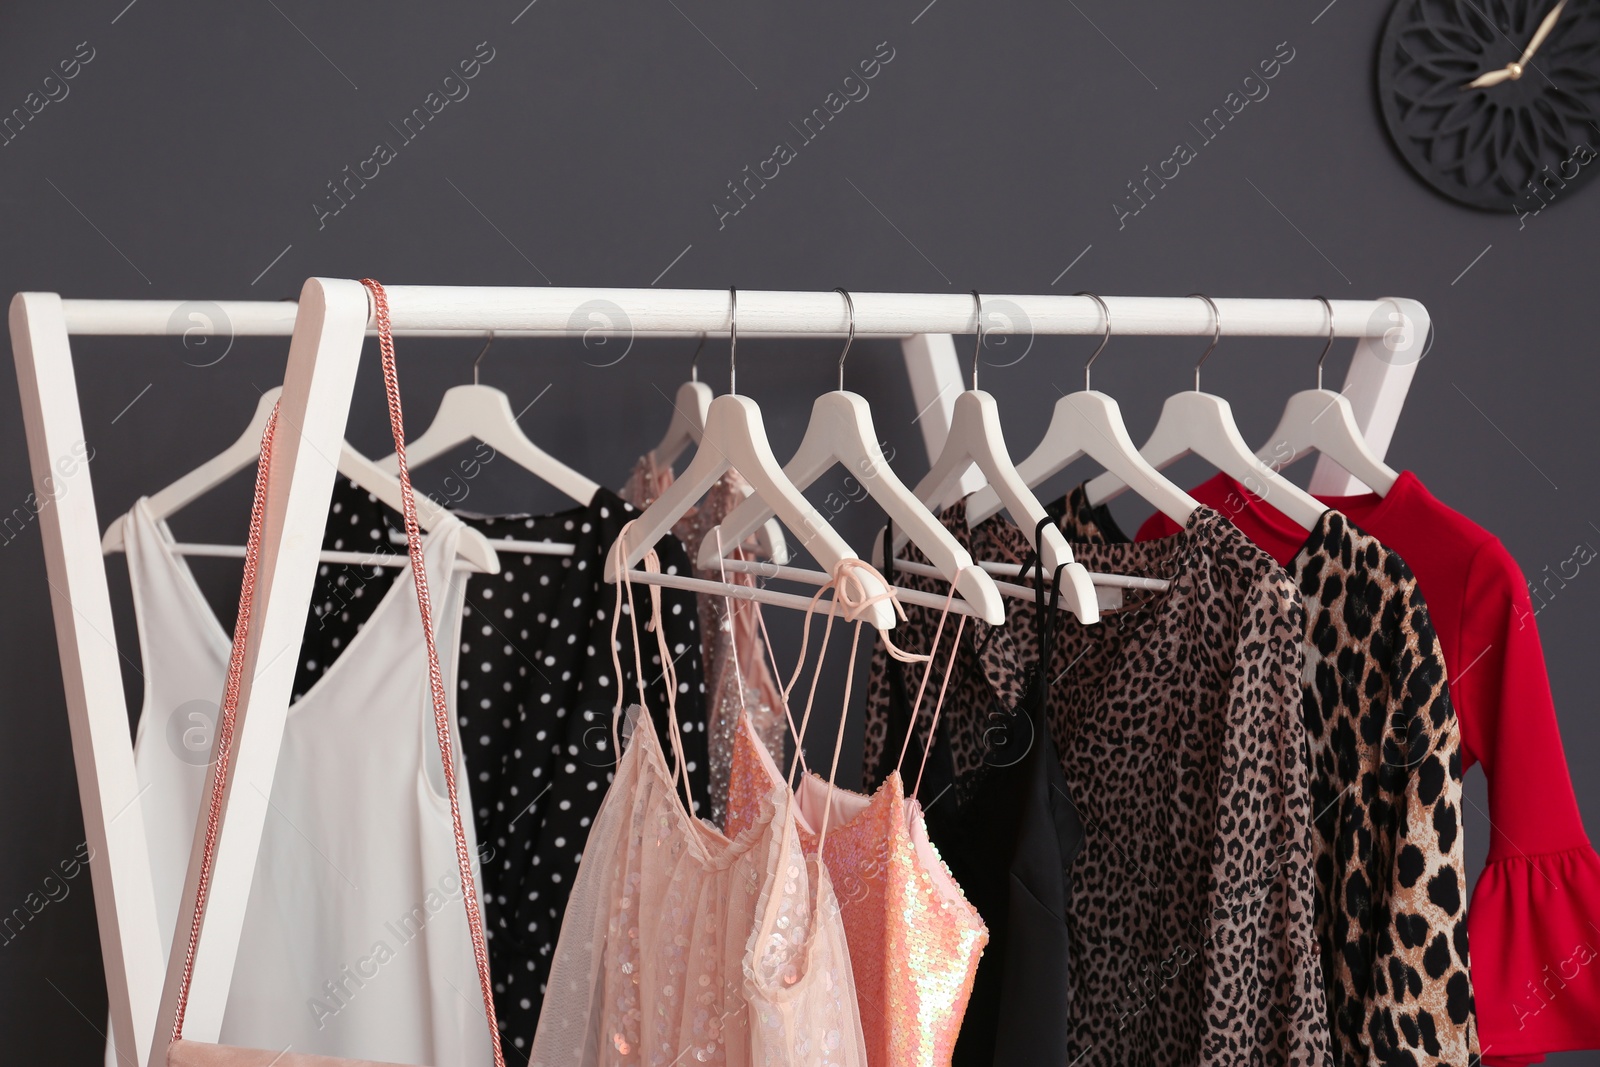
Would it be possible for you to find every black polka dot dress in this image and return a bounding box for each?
[293,480,709,1057]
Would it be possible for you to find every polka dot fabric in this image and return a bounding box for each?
[293,480,710,1057]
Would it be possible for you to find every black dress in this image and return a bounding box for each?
[870,518,1083,1067]
[293,479,710,1058]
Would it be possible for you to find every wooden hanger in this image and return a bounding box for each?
[899,292,1098,622]
[605,290,899,631]
[101,386,501,572]
[650,333,788,564]
[377,332,600,507]
[702,291,1005,624]
[650,333,712,470]
[1085,294,1326,532]
[967,292,1198,528]
[1256,297,1398,495]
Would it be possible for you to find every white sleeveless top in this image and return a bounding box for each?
[111,497,492,1066]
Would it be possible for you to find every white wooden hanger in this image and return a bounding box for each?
[101,386,501,573]
[1085,294,1326,532]
[1256,297,1399,495]
[900,292,1098,622]
[606,290,899,631]
[650,333,788,564]
[651,333,713,469]
[968,292,1198,528]
[377,332,601,507]
[701,290,1005,624]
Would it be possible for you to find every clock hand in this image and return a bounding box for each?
[1462,0,1568,89]
[1520,0,1570,61]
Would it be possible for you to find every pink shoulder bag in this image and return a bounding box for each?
[164,279,506,1067]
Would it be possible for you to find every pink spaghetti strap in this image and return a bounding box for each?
[813,616,864,856]
[608,565,628,761]
[874,527,969,798]
[609,521,696,817]
[772,569,849,846]
[639,569,695,816]
[701,534,839,791]
[891,584,959,778]
[911,613,968,801]
[784,593,843,788]
[170,281,507,1067]
[711,527,812,776]
[752,598,810,774]
[779,559,929,785]
[797,575,948,854]
[761,558,940,852]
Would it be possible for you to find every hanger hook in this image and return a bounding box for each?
[1314,295,1334,390]
[1076,292,1111,392]
[970,290,984,390]
[728,288,738,396]
[688,330,707,383]
[1188,293,1221,391]
[472,330,495,386]
[833,288,856,391]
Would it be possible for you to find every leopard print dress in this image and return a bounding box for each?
[1057,487,1479,1067]
[864,502,1333,1067]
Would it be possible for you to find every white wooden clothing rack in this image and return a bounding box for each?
[9,282,1429,1067]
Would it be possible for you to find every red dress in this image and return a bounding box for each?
[1139,471,1600,1066]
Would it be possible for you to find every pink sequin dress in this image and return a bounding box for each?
[527,704,867,1067]
[725,717,987,1067]
[622,455,786,826]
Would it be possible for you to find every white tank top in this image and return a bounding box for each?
[113,497,491,1066]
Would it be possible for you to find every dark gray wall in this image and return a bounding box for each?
[2,0,1595,1062]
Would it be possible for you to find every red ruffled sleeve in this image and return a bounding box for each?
[1454,538,1600,1066]
[1470,847,1600,1065]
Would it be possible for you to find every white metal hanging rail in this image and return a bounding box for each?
[10,282,1429,1067]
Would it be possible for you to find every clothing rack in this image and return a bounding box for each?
[8,282,1429,1067]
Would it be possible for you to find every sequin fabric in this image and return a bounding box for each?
[529,706,867,1067]
[623,455,786,826]
[726,717,987,1067]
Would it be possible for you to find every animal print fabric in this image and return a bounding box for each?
[863,500,1333,1067]
[1058,488,1479,1067]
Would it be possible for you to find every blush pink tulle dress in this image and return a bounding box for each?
[526,704,867,1067]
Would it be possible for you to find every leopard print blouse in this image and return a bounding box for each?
[864,502,1333,1067]
[1057,488,1480,1067]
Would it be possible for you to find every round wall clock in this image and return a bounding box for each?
[1377,0,1600,213]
